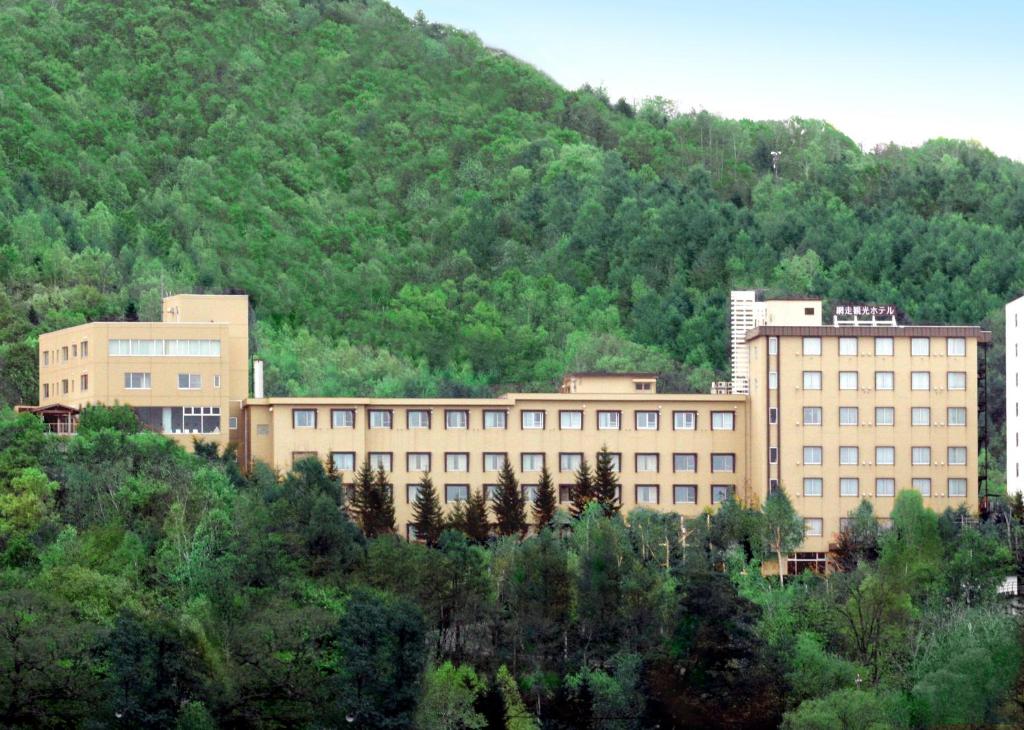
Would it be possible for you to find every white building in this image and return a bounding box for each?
[1007,295,1024,495]
[729,291,822,394]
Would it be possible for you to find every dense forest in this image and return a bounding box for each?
[1,405,1023,728]
[0,0,1023,475]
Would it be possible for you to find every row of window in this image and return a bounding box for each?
[794,445,968,466]
[293,407,736,431]
[108,339,222,357]
[42,374,88,398]
[401,482,737,506]
[799,476,968,499]
[794,370,968,390]
[42,340,89,366]
[123,372,221,390]
[793,336,966,357]
[324,450,737,474]
[794,406,967,427]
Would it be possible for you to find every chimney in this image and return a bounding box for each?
[253,359,264,399]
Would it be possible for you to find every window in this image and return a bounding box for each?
[483,410,506,429]
[598,411,621,430]
[803,371,822,390]
[72,344,78,358]
[711,411,735,430]
[768,336,778,355]
[406,484,420,504]
[875,371,894,390]
[912,478,932,497]
[769,407,778,424]
[804,518,823,537]
[603,452,622,471]
[911,337,930,356]
[177,373,202,389]
[839,337,858,356]
[369,409,393,429]
[839,446,859,465]
[711,453,735,472]
[485,484,500,501]
[124,372,151,389]
[635,411,659,430]
[61,379,68,394]
[673,485,697,504]
[875,447,895,465]
[876,478,896,497]
[446,453,468,472]
[522,410,545,429]
[42,384,49,398]
[947,372,967,390]
[911,371,930,390]
[446,410,468,429]
[560,410,583,430]
[803,446,822,465]
[803,337,821,355]
[521,453,544,472]
[229,416,238,430]
[559,453,582,472]
[369,452,393,471]
[483,453,505,472]
[911,407,931,426]
[948,478,967,498]
[948,407,967,426]
[875,337,894,356]
[332,409,355,428]
[769,371,778,390]
[256,424,270,436]
[673,411,696,430]
[332,452,355,472]
[80,341,88,358]
[445,485,469,503]
[80,374,88,391]
[875,407,895,426]
[912,447,931,465]
[947,337,966,357]
[840,478,860,497]
[522,485,538,503]
[948,447,967,465]
[769,447,778,464]
[839,407,859,426]
[293,409,316,428]
[803,407,822,426]
[673,453,697,472]
[636,485,659,504]
[803,478,823,497]
[559,485,573,503]
[407,410,430,429]
[839,371,858,390]
[407,452,431,472]
[636,453,659,472]
[711,485,735,504]
[43,351,49,367]
[108,339,221,356]
[61,346,68,362]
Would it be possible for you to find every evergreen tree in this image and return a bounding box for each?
[569,457,595,519]
[350,458,376,535]
[410,473,444,546]
[351,459,395,538]
[532,465,557,527]
[492,458,527,537]
[463,490,492,545]
[593,446,621,517]
[371,467,397,536]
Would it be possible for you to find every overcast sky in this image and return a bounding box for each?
[391,1,1024,161]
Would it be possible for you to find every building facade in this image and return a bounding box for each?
[1008,295,1024,495]
[30,292,990,567]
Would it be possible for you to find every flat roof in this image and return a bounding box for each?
[563,372,660,378]
[746,325,992,343]
[246,392,746,406]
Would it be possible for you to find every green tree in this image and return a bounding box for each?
[593,446,621,517]
[415,662,487,730]
[531,465,557,527]
[829,500,879,572]
[760,487,804,585]
[351,459,396,538]
[411,473,444,546]
[496,665,539,730]
[463,490,491,544]
[569,457,595,518]
[493,458,527,537]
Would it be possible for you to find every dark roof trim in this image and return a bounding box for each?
[746,325,992,343]
[564,372,659,378]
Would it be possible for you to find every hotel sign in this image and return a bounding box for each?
[833,304,896,317]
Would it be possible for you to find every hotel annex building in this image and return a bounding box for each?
[28,291,990,570]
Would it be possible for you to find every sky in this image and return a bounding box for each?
[390,1,1024,161]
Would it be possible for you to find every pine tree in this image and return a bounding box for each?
[411,473,443,546]
[492,457,527,537]
[371,466,397,536]
[351,459,396,538]
[569,457,594,519]
[593,446,621,517]
[351,458,376,534]
[463,490,491,544]
[532,465,557,527]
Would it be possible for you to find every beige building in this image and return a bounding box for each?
[29,293,990,571]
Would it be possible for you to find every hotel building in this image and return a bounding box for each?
[1008,295,1024,495]
[29,291,990,570]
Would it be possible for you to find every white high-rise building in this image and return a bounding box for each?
[730,291,823,394]
[1007,295,1024,495]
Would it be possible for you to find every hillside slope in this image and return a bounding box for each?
[1,0,1022,457]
